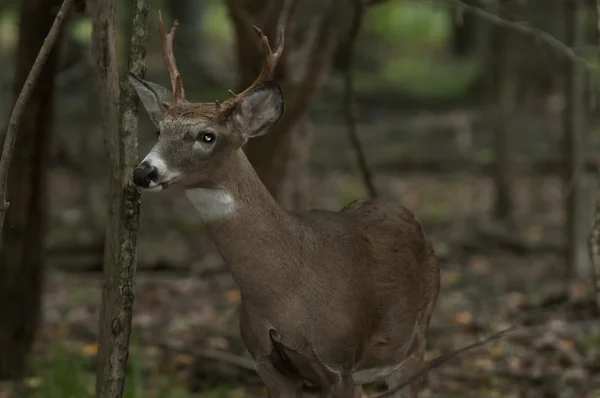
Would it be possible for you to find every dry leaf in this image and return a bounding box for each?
[174,353,194,366]
[454,311,473,326]
[82,343,98,356]
[474,357,494,371]
[225,289,241,304]
[508,357,522,371]
[507,292,526,309]
[558,339,574,351]
[488,345,504,358]
[23,377,42,389]
[441,270,461,286]
[469,256,491,274]
[207,336,230,350]
[569,282,587,299]
[525,224,543,242]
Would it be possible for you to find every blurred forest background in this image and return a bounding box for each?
[1,0,600,396]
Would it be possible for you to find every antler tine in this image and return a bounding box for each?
[158,10,185,103]
[227,26,285,101]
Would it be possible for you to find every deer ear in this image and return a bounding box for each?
[128,74,172,128]
[233,81,284,139]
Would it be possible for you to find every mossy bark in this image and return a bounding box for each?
[91,0,148,396]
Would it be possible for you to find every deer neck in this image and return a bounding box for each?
[184,150,302,293]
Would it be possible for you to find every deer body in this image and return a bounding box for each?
[130,13,439,397]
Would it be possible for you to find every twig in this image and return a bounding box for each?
[272,0,343,149]
[374,318,523,398]
[160,343,256,372]
[365,0,391,6]
[418,0,598,72]
[342,0,378,199]
[0,0,74,236]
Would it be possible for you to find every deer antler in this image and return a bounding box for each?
[158,10,185,104]
[219,26,284,114]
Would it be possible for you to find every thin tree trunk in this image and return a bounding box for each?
[227,0,346,211]
[564,0,587,278]
[91,0,147,396]
[588,0,600,315]
[489,0,521,223]
[450,0,479,58]
[0,0,66,378]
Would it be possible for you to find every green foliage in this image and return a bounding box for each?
[365,1,451,50]
[358,1,480,100]
[380,57,479,99]
[336,179,367,208]
[69,17,92,44]
[30,344,94,398]
[27,343,190,398]
[202,2,233,46]
[0,8,18,50]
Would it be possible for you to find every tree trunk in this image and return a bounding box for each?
[166,0,210,87]
[450,0,479,58]
[488,0,521,223]
[227,0,347,211]
[91,0,146,396]
[564,0,587,278]
[0,0,63,378]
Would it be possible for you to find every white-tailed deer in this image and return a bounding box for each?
[130,11,440,398]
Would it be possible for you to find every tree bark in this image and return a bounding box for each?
[450,0,479,58]
[488,0,521,223]
[0,0,65,378]
[91,0,147,396]
[588,0,600,316]
[226,0,347,210]
[564,0,587,278]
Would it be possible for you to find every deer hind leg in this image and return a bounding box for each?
[255,356,304,398]
[383,338,426,398]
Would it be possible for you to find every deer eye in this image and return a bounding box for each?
[199,132,216,143]
[154,130,160,139]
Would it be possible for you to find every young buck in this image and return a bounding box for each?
[130,12,440,398]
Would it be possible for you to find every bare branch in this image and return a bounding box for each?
[420,0,597,72]
[0,0,74,236]
[365,0,391,6]
[343,0,377,198]
[374,318,523,398]
[274,0,342,142]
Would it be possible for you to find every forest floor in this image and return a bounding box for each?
[3,109,600,398]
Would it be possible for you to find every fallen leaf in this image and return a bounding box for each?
[441,270,461,286]
[207,336,230,350]
[488,345,504,358]
[558,339,574,352]
[454,311,473,326]
[469,256,491,274]
[569,282,587,299]
[508,357,523,371]
[23,377,42,389]
[507,292,526,309]
[174,353,194,366]
[474,358,494,371]
[225,289,241,304]
[82,343,98,356]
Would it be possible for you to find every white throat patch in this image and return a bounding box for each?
[185,188,236,221]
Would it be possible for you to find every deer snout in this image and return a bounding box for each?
[133,161,158,188]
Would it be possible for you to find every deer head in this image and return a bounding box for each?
[131,11,284,191]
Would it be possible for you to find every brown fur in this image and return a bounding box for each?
[129,18,440,398]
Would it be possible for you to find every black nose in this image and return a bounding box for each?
[133,161,158,188]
